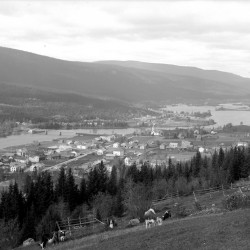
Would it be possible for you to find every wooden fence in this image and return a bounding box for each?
[152,183,250,207]
[56,215,105,238]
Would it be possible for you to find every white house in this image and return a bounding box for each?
[124,157,132,166]
[169,142,178,148]
[237,142,248,147]
[181,140,192,149]
[96,149,104,155]
[198,147,205,153]
[113,142,120,148]
[29,163,45,172]
[113,148,124,157]
[10,162,26,172]
[106,165,113,173]
[15,156,28,164]
[77,144,87,150]
[105,153,115,160]
[58,145,72,152]
[28,155,40,163]
[10,166,17,172]
[16,148,28,157]
[139,144,147,150]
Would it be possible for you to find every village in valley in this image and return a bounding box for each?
[1,106,250,188]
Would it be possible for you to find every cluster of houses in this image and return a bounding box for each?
[1,128,249,180]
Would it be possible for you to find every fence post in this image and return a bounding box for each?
[222,184,225,197]
[79,217,82,227]
[193,191,198,202]
[56,221,60,231]
[68,217,71,236]
[231,183,233,189]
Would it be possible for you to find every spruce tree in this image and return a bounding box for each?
[65,168,79,212]
[107,166,118,196]
[79,178,87,204]
[97,161,108,193]
[55,167,66,201]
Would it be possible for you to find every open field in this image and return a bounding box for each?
[19,209,250,250]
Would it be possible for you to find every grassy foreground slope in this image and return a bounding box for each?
[53,209,250,250]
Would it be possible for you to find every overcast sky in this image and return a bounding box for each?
[1,0,250,77]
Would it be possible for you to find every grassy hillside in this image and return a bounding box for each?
[29,209,249,250]
[1,47,250,103]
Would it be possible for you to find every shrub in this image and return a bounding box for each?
[194,201,202,211]
[172,203,189,218]
[222,190,250,211]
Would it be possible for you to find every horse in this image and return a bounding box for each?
[39,231,59,249]
[156,217,163,225]
[144,208,157,229]
[162,210,171,220]
[58,230,66,242]
[107,217,117,229]
[145,218,156,228]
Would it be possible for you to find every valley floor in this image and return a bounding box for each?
[49,209,250,250]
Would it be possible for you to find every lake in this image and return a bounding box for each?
[165,104,250,127]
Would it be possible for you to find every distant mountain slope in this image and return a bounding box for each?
[0,46,250,103]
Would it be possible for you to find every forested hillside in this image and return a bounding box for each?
[0,83,154,130]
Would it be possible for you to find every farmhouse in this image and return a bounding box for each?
[237,142,248,148]
[113,148,124,157]
[29,163,45,172]
[14,155,28,164]
[113,142,120,148]
[169,142,179,149]
[10,162,26,172]
[139,143,147,150]
[96,149,104,155]
[47,152,61,160]
[60,151,75,159]
[181,140,193,149]
[16,148,28,157]
[124,157,132,166]
[76,144,87,150]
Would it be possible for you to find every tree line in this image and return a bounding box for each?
[0,146,249,248]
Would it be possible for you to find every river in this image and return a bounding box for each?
[0,128,137,150]
[1,105,250,150]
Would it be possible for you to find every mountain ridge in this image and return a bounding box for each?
[1,46,250,103]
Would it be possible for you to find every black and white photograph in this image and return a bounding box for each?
[0,0,250,249]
